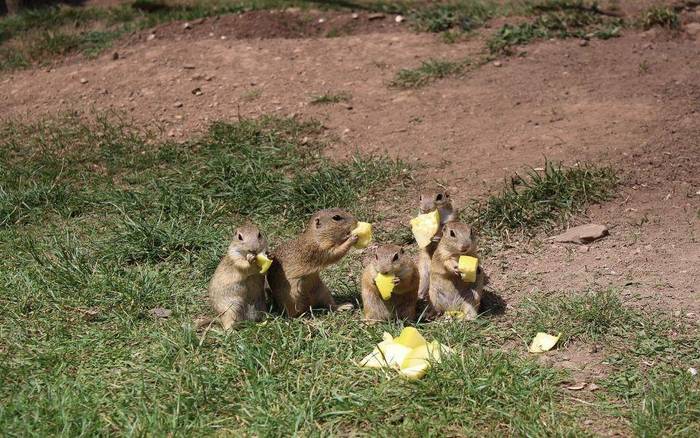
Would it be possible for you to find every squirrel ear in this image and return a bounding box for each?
[315,217,322,228]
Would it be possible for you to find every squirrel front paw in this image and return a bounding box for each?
[246,253,256,264]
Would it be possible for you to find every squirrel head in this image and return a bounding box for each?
[372,244,409,275]
[439,222,476,255]
[227,224,268,258]
[307,208,357,248]
[419,189,452,213]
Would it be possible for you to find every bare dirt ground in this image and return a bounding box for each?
[1,4,698,321]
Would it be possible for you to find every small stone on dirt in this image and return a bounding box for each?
[192,87,203,96]
[147,33,156,41]
[395,15,405,23]
[183,22,192,30]
[79,78,88,84]
[368,13,385,20]
[318,18,326,24]
[352,13,359,19]
[174,101,183,108]
[579,39,589,47]
[686,23,700,38]
[150,307,172,318]
[552,224,608,244]
[183,64,196,70]
[689,367,698,376]
[493,61,502,67]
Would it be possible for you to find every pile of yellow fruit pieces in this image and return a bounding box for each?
[359,327,453,380]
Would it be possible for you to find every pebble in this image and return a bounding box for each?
[493,61,502,67]
[79,78,88,84]
[579,39,589,47]
[689,367,698,376]
[147,33,156,41]
[183,22,192,30]
[174,101,183,108]
[352,13,359,19]
[552,224,608,244]
[395,15,405,23]
[368,13,385,20]
[183,64,196,69]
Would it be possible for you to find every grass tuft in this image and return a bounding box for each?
[390,58,469,89]
[464,161,617,238]
[638,5,680,30]
[310,91,351,105]
[488,1,622,54]
[408,1,497,33]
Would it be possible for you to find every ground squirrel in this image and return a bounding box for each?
[208,224,268,330]
[428,221,484,320]
[417,189,457,300]
[361,244,419,321]
[267,208,358,317]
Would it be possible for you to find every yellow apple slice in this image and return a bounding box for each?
[399,361,430,380]
[458,255,479,283]
[256,253,272,274]
[410,210,441,248]
[375,273,395,300]
[399,340,447,380]
[444,310,465,320]
[528,332,561,353]
[394,327,427,349]
[360,340,412,369]
[351,222,372,249]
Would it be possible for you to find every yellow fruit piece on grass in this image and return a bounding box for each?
[359,327,454,380]
[351,222,372,249]
[394,327,428,349]
[410,210,440,248]
[375,273,395,300]
[360,340,412,369]
[445,310,465,320]
[256,253,272,274]
[458,255,479,283]
[528,332,561,353]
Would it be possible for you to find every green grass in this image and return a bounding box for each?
[1,114,698,434]
[309,91,351,105]
[638,5,680,30]
[408,1,498,33]
[464,161,618,239]
[389,58,472,89]
[488,1,623,54]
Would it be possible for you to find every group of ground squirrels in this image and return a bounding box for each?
[207,189,485,330]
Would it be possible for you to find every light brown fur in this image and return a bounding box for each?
[417,189,457,300]
[361,244,419,321]
[428,222,484,320]
[208,224,268,330]
[267,208,358,317]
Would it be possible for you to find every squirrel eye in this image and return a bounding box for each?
[257,232,262,239]
[237,233,243,241]
[436,193,443,201]
[392,253,399,262]
[449,230,456,238]
[332,214,343,221]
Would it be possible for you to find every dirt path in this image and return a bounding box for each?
[1,10,698,314]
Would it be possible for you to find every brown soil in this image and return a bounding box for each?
[1,6,698,425]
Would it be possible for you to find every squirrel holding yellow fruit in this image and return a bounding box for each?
[428,222,484,320]
[267,209,370,317]
[208,224,271,330]
[414,189,457,301]
[361,244,419,321]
